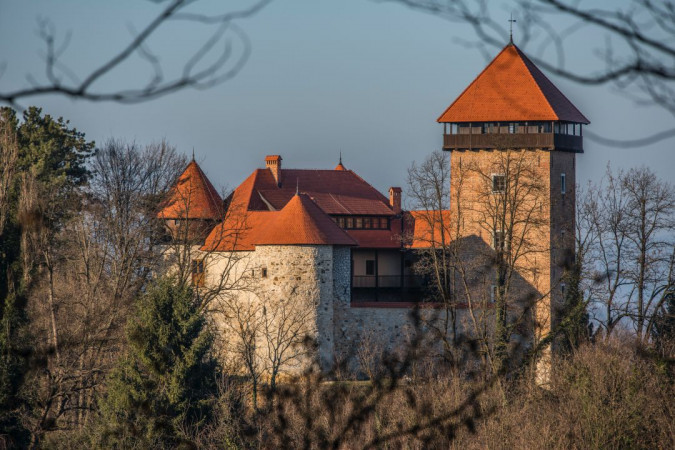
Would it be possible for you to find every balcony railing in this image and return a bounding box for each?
[352,275,425,289]
[443,133,583,152]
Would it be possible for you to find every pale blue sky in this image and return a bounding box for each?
[1,0,673,201]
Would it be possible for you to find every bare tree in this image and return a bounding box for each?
[0,0,272,108]
[585,166,675,341]
[19,139,187,443]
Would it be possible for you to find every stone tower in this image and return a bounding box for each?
[438,43,589,377]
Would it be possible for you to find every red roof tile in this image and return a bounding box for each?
[202,194,356,251]
[256,194,357,246]
[157,160,224,220]
[228,167,394,215]
[437,44,589,124]
[202,210,273,252]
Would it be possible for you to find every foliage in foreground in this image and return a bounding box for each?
[185,339,673,449]
[94,278,220,448]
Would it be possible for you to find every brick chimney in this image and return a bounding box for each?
[389,187,402,214]
[265,155,282,187]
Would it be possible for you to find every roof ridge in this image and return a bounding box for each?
[515,46,590,124]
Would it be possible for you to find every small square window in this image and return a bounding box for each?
[365,260,375,276]
[492,174,506,193]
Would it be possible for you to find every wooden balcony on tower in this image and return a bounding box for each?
[442,122,584,152]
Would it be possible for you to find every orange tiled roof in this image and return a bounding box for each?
[408,210,453,249]
[202,194,356,251]
[437,44,589,124]
[202,210,273,252]
[157,160,224,220]
[256,194,357,246]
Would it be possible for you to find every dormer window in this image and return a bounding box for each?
[492,174,506,193]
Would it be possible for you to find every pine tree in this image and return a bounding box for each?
[97,278,219,447]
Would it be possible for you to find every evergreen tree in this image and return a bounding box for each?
[98,278,219,448]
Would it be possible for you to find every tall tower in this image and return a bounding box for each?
[438,43,589,376]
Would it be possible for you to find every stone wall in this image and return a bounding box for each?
[207,244,349,377]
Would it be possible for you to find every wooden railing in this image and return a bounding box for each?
[352,275,425,289]
[443,133,583,152]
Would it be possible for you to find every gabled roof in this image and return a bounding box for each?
[228,168,394,215]
[201,194,356,251]
[437,44,589,124]
[157,160,224,220]
[256,194,357,246]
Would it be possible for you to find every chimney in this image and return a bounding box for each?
[265,155,282,187]
[389,187,402,214]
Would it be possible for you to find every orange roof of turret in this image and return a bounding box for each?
[157,160,224,220]
[437,44,589,124]
[256,194,357,246]
[202,193,356,251]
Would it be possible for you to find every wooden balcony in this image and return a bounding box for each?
[443,132,583,152]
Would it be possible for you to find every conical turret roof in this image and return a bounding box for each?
[437,44,589,124]
[255,193,357,246]
[157,160,224,220]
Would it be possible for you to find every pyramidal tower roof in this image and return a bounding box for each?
[157,160,224,220]
[438,44,589,124]
[255,193,357,246]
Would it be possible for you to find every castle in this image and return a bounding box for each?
[157,43,588,378]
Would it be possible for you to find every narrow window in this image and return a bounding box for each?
[492,174,506,193]
[561,173,566,195]
[493,230,506,251]
[346,217,354,229]
[365,260,375,276]
[338,217,345,228]
[261,267,268,278]
[355,217,363,229]
[508,122,515,134]
[490,285,497,302]
[380,217,389,229]
[561,283,567,297]
[191,258,205,287]
[364,217,371,229]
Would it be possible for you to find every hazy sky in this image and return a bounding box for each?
[1,0,673,203]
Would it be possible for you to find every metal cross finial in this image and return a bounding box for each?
[339,150,342,165]
[192,147,195,161]
[296,178,299,196]
[509,14,516,44]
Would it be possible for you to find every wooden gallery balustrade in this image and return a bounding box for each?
[443,132,583,152]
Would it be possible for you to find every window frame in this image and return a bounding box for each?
[365,260,376,276]
[491,173,506,193]
[492,230,507,251]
